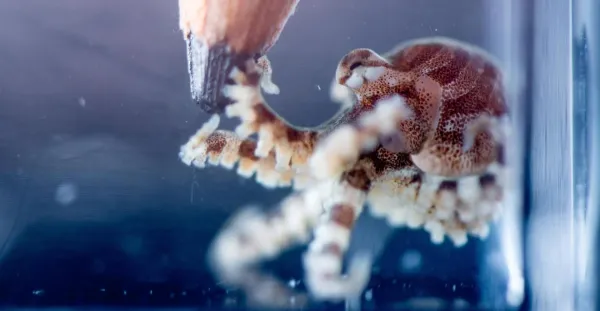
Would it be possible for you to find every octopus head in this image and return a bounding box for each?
[335,48,391,91]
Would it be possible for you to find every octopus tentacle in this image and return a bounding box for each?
[179,114,311,189]
[208,179,371,306]
[256,55,280,95]
[367,165,504,247]
[310,91,507,246]
[303,180,371,301]
[309,94,413,180]
[462,113,508,153]
[207,189,322,308]
[222,63,318,171]
[366,114,508,246]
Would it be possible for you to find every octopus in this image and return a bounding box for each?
[179,37,510,307]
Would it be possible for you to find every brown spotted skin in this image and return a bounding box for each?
[337,38,507,178]
[205,131,260,161]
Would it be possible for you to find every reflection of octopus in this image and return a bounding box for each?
[179,37,510,307]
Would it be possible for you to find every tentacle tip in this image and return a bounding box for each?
[338,253,374,300]
[471,223,491,239]
[178,150,192,166]
[449,233,469,247]
[430,233,445,245]
[179,143,206,168]
[304,252,373,302]
[223,101,240,118]
[205,113,221,130]
[359,95,410,133]
[256,178,279,189]
[261,80,280,95]
[255,169,286,189]
[330,80,356,108]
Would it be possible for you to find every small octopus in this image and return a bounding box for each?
[179,36,511,307]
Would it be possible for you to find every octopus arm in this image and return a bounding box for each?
[222,62,319,171]
[208,180,372,306]
[367,165,504,247]
[310,94,414,180]
[255,55,280,95]
[179,114,312,189]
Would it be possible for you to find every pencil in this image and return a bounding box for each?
[179,0,299,114]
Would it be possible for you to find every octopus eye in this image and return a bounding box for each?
[349,62,362,71]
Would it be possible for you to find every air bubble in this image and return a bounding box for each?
[55,182,78,206]
[364,289,373,301]
[32,289,45,296]
[399,249,422,273]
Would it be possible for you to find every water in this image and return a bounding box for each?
[0,0,597,310]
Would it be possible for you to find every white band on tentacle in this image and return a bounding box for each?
[309,95,413,180]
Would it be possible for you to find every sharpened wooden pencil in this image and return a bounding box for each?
[179,0,299,114]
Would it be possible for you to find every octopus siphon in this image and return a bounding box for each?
[179,36,511,307]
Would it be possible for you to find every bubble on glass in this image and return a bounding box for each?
[364,288,373,301]
[287,279,300,288]
[78,97,86,107]
[55,182,78,206]
[32,289,45,296]
[399,249,422,273]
